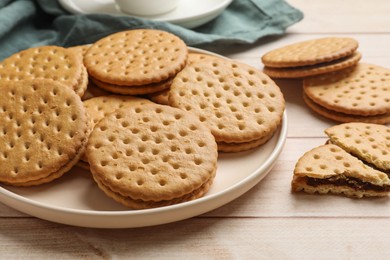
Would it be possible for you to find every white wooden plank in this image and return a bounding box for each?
[288,0,390,33]
[0,203,25,217]
[1,217,390,259]
[0,218,109,258]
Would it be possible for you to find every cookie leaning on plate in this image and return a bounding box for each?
[169,55,285,152]
[0,80,90,186]
[84,29,188,95]
[0,45,87,97]
[261,37,360,78]
[86,103,218,209]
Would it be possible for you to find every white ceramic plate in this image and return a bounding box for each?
[0,47,287,228]
[0,113,287,228]
[58,0,233,28]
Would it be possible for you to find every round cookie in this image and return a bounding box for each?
[0,45,87,97]
[169,57,285,144]
[0,79,90,186]
[304,63,390,116]
[262,37,359,68]
[84,29,188,86]
[86,103,218,209]
[263,51,361,78]
[303,93,390,124]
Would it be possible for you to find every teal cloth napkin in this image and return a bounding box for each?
[0,0,303,60]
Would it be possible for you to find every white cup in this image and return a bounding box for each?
[116,0,179,16]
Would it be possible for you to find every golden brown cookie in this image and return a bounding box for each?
[169,57,285,150]
[86,103,218,209]
[84,29,188,86]
[292,144,390,198]
[263,52,361,78]
[303,63,390,116]
[325,123,390,171]
[0,46,87,97]
[303,93,390,124]
[262,37,359,68]
[0,79,90,186]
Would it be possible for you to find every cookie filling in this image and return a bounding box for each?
[306,175,390,192]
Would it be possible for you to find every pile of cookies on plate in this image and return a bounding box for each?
[0,29,285,209]
[262,37,390,198]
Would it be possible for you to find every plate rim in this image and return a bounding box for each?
[0,47,288,227]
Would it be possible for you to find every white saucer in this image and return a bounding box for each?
[58,0,233,28]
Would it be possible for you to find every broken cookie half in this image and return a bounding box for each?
[325,122,390,172]
[292,144,390,198]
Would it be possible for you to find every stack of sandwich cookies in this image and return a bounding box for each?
[0,46,88,97]
[261,37,361,78]
[84,29,188,95]
[86,103,218,209]
[169,55,285,152]
[303,63,390,124]
[77,95,153,170]
[292,122,390,198]
[0,80,90,186]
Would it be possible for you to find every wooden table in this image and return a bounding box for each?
[2,0,390,258]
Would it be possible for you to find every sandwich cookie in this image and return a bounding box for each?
[0,79,90,186]
[86,103,218,209]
